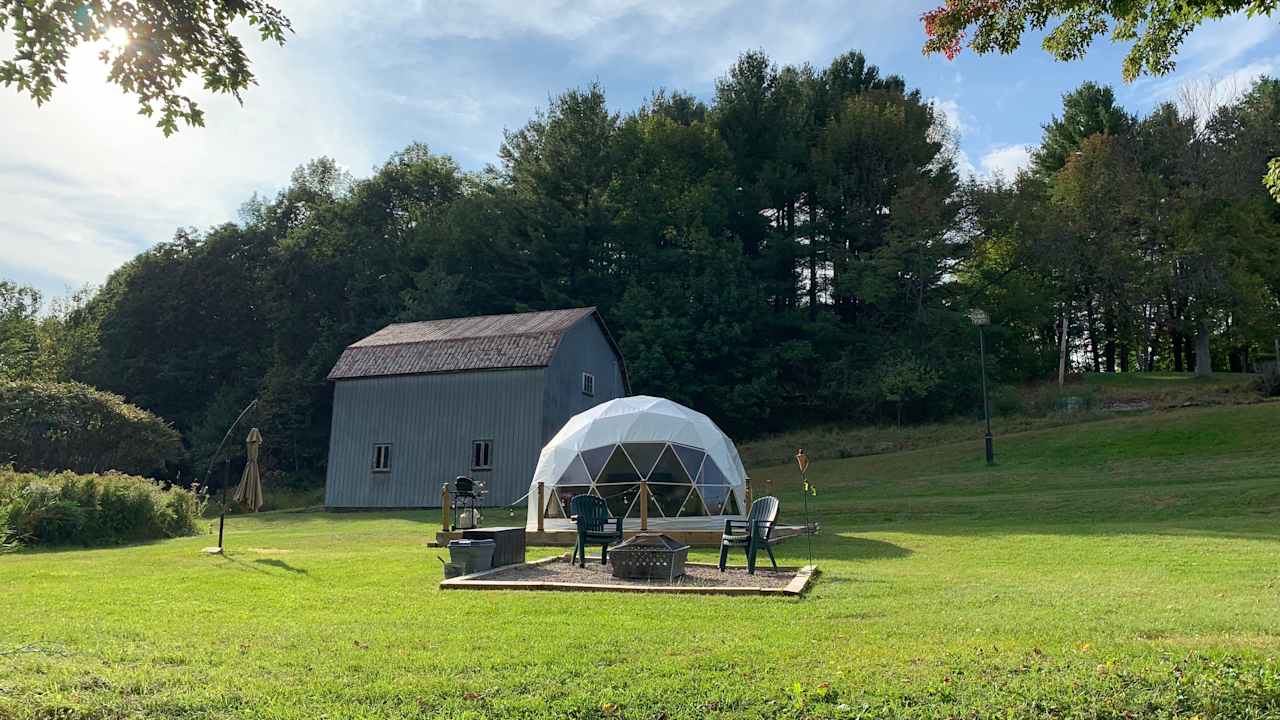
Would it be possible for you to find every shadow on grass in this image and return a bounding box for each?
[816,517,1280,543]
[214,553,311,578]
[8,535,174,555]
[829,534,913,560]
[253,558,309,574]
[244,509,440,525]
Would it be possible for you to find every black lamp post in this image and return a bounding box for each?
[968,309,994,466]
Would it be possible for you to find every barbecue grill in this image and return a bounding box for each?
[450,475,486,530]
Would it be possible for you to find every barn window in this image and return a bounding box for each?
[372,444,391,472]
[582,372,595,396]
[472,440,493,470]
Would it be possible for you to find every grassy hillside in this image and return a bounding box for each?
[739,371,1264,468]
[752,402,1280,526]
[3,403,1280,718]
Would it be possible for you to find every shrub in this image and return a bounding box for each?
[0,381,183,476]
[0,468,204,548]
[990,384,1024,416]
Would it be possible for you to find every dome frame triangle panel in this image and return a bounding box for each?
[621,442,667,479]
[595,445,641,485]
[580,445,615,482]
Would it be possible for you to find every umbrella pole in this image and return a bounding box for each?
[217,459,228,549]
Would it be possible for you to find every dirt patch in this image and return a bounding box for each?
[1102,401,1153,412]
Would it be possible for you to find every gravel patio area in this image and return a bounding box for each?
[440,555,817,595]
[504,557,793,587]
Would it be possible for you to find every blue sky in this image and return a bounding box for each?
[2,0,1277,300]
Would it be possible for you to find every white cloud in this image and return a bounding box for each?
[1183,11,1280,73]
[0,0,964,297]
[1211,56,1280,103]
[329,0,910,83]
[1142,54,1279,120]
[1137,10,1280,106]
[0,168,145,293]
[953,149,978,178]
[979,144,1032,180]
[931,97,970,137]
[0,10,380,295]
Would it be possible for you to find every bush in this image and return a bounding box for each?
[990,384,1024,416]
[0,468,204,548]
[0,381,183,476]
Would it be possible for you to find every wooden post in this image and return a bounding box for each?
[639,480,649,532]
[441,484,451,531]
[536,481,545,533]
[745,480,753,514]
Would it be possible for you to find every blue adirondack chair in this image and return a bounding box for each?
[570,495,623,568]
[719,495,780,574]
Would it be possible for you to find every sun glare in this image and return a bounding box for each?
[105,26,130,50]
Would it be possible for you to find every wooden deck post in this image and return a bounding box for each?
[639,480,649,531]
[441,484,451,531]
[745,479,753,513]
[536,481,545,532]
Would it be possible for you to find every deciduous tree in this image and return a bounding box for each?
[0,0,290,134]
[921,0,1278,81]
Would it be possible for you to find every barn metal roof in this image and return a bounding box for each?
[327,307,625,381]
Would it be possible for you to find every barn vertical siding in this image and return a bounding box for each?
[541,318,628,441]
[324,368,546,508]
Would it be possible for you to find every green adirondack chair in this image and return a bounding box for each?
[719,495,780,574]
[570,495,623,568]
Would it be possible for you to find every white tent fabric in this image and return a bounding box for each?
[526,396,748,529]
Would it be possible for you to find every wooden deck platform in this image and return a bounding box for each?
[431,517,815,548]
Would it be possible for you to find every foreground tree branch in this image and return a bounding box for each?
[921,1,1278,82]
[922,1,1280,202]
[0,0,291,134]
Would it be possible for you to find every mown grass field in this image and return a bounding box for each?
[738,371,1263,468]
[4,401,1280,719]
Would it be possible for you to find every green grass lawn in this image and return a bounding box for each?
[5,403,1280,718]
[738,371,1264,469]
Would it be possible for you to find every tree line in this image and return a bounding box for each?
[968,80,1280,382]
[2,49,1277,485]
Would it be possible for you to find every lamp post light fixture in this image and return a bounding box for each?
[967,309,995,466]
[795,448,813,564]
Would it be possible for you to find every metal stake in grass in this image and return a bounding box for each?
[796,448,814,564]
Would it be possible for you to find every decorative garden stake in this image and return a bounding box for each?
[796,448,814,564]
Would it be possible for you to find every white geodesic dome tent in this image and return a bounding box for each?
[526,396,748,529]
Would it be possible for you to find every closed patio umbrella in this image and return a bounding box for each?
[232,427,264,512]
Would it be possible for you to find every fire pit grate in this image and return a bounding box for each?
[609,533,690,581]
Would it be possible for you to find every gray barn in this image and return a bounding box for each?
[323,307,628,509]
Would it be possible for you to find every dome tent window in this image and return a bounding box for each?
[527,396,749,529]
